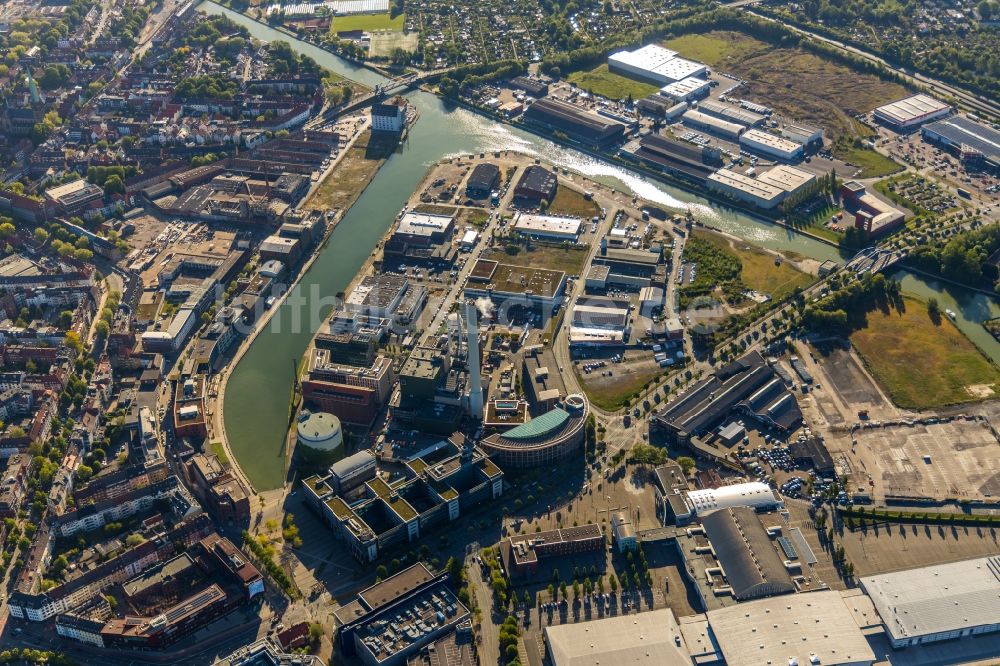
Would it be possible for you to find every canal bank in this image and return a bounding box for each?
[203,0,1000,492]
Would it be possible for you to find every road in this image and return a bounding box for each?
[729,5,1000,121]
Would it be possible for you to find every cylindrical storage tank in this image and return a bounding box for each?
[295,411,344,466]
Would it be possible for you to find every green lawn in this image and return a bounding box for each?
[661,31,769,67]
[713,235,813,301]
[833,146,903,178]
[331,12,404,33]
[566,64,659,100]
[210,441,229,465]
[577,362,662,411]
[548,187,600,218]
[850,296,1000,409]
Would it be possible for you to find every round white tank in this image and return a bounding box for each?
[296,412,344,452]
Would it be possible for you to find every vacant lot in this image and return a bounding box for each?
[331,12,404,33]
[841,520,1000,575]
[698,231,813,301]
[576,356,662,411]
[662,31,768,66]
[305,131,395,212]
[549,187,601,218]
[664,31,909,144]
[484,243,590,275]
[566,64,659,100]
[834,144,903,178]
[847,419,1000,501]
[850,296,1000,409]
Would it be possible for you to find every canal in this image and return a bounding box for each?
[203,1,1000,490]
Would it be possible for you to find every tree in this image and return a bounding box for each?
[0,222,15,239]
[103,174,124,194]
[95,321,109,339]
[375,564,388,580]
[126,533,146,546]
[677,456,696,475]
[927,297,940,320]
[308,622,324,644]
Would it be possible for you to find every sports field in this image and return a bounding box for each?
[331,12,404,33]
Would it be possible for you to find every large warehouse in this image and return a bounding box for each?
[544,608,693,666]
[701,505,794,600]
[512,213,582,241]
[707,591,877,666]
[681,109,744,141]
[707,169,786,209]
[922,114,1000,172]
[697,100,766,128]
[523,98,625,149]
[679,481,783,522]
[608,44,707,85]
[873,93,952,130]
[861,556,1000,648]
[740,128,804,161]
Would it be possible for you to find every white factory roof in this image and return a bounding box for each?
[874,93,951,125]
[707,591,877,666]
[861,556,1000,641]
[609,44,705,83]
[397,211,453,237]
[756,165,816,193]
[684,481,779,515]
[740,128,803,154]
[708,169,785,202]
[544,608,692,666]
[659,77,709,99]
[682,109,744,137]
[461,229,478,245]
[514,213,582,237]
[266,0,389,15]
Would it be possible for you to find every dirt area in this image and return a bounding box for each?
[840,520,1000,575]
[304,131,396,212]
[368,30,419,57]
[801,341,899,430]
[123,213,169,250]
[828,418,1000,502]
[662,30,909,143]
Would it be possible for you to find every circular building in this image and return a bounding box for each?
[296,411,344,466]
[481,395,589,468]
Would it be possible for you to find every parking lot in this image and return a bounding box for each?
[842,418,1000,502]
[840,519,1000,576]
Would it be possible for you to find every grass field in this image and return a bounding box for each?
[566,64,659,101]
[210,441,229,465]
[369,30,418,57]
[548,187,601,218]
[698,231,813,301]
[458,208,490,228]
[483,243,590,275]
[833,145,903,178]
[331,12,404,33]
[304,131,394,212]
[664,31,909,143]
[661,31,768,66]
[578,361,661,411]
[850,296,1000,409]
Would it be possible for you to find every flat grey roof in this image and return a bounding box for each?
[861,556,1000,641]
[544,608,692,666]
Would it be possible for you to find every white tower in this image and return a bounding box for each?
[465,300,484,420]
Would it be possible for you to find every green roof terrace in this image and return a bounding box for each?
[386,495,418,522]
[325,495,354,520]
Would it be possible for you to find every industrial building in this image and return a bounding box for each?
[681,109,744,141]
[385,211,456,266]
[463,259,566,312]
[329,273,427,337]
[782,123,824,147]
[706,591,877,666]
[697,100,766,128]
[371,96,408,134]
[512,213,582,241]
[568,296,630,347]
[590,246,662,289]
[651,351,803,450]
[512,165,558,207]
[659,76,710,102]
[739,128,804,161]
[610,511,637,552]
[677,482,783,523]
[608,44,707,85]
[873,93,951,130]
[755,164,817,198]
[523,98,626,149]
[627,133,722,182]
[840,181,905,237]
[301,353,395,426]
[295,411,344,465]
[465,162,500,198]
[861,556,1000,648]
[502,523,603,578]
[922,115,1000,172]
[700,505,794,600]
[707,169,786,209]
[544,608,692,666]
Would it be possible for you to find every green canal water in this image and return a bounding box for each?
[203,1,1000,490]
